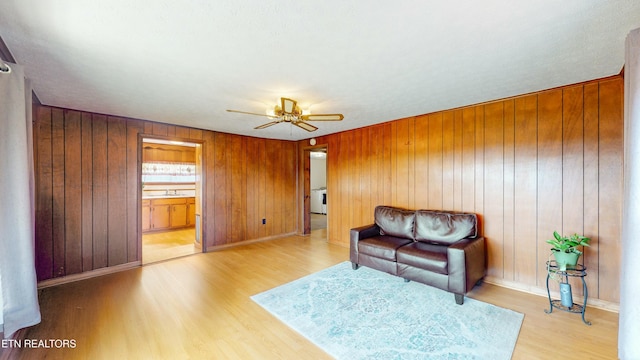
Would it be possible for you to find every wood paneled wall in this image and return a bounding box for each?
[305,77,623,303]
[34,109,143,280]
[34,107,297,282]
[142,143,196,163]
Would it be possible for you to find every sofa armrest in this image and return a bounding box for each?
[350,224,380,263]
[447,237,486,294]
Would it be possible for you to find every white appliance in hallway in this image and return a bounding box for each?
[311,188,327,214]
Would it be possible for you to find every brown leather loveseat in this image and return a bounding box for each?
[350,205,486,304]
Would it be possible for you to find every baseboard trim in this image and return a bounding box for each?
[36,233,299,288]
[484,276,620,313]
[205,232,298,252]
[37,261,142,289]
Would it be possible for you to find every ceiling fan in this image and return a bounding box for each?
[226,97,344,132]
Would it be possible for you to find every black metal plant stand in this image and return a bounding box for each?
[545,260,591,325]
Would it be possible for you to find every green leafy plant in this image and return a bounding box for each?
[546,231,590,255]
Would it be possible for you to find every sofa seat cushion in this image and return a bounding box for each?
[396,242,449,275]
[358,235,413,261]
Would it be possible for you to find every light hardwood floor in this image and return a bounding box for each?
[142,228,199,264]
[10,229,618,359]
[311,213,327,230]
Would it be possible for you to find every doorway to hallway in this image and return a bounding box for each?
[307,146,327,234]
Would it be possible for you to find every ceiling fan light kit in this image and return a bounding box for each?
[227,97,344,132]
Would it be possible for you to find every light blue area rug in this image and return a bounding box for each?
[251,262,524,360]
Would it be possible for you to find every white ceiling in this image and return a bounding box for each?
[1,1,639,140]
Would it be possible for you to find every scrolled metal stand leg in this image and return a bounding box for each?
[544,272,553,314]
[581,276,591,325]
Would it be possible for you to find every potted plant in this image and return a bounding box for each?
[546,231,590,271]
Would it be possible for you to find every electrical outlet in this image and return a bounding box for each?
[262,218,266,225]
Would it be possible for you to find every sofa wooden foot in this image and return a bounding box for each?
[351,262,359,270]
[455,293,464,305]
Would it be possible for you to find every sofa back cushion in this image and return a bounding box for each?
[374,206,415,240]
[414,210,477,245]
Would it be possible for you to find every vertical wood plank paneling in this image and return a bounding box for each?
[442,111,455,211]
[453,110,464,210]
[537,90,564,287]
[474,106,485,237]
[407,118,416,210]
[143,121,153,134]
[285,142,296,233]
[166,125,176,137]
[175,126,190,139]
[257,138,267,239]
[264,140,276,236]
[107,117,128,266]
[582,83,600,296]
[92,115,108,269]
[266,140,278,236]
[428,113,443,209]
[189,128,203,140]
[382,123,393,206]
[51,108,65,277]
[230,135,244,242]
[513,95,537,285]
[240,137,249,237]
[502,100,516,280]
[327,134,340,242]
[151,123,168,137]
[246,139,257,239]
[360,128,372,224]
[395,119,410,208]
[347,130,356,237]
[483,102,504,278]
[347,130,357,227]
[562,86,586,295]
[203,130,216,249]
[35,107,53,280]
[337,132,353,244]
[126,120,142,262]
[461,108,475,212]
[275,140,284,235]
[63,110,82,275]
[414,115,429,207]
[390,122,398,207]
[370,127,380,213]
[80,113,93,272]
[225,134,235,241]
[562,86,585,234]
[350,129,362,227]
[213,133,227,244]
[598,79,623,302]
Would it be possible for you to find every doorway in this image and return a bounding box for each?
[141,138,203,264]
[310,149,327,231]
[303,144,328,239]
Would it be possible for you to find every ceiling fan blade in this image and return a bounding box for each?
[294,121,318,132]
[227,109,273,117]
[254,121,281,130]
[301,114,344,121]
